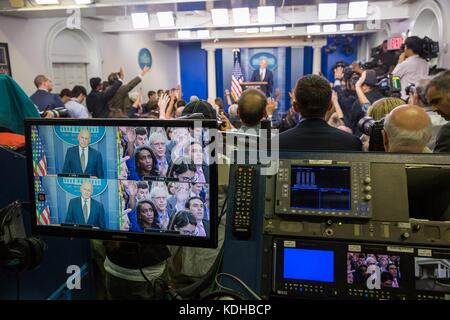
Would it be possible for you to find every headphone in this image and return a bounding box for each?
[0,202,46,273]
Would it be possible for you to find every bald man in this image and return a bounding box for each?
[62,128,104,178]
[237,88,267,131]
[426,70,450,152]
[382,105,432,153]
[65,181,106,228]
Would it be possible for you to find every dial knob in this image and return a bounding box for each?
[364,177,371,184]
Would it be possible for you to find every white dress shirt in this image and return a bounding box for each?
[392,55,429,100]
[259,68,266,81]
[65,98,91,118]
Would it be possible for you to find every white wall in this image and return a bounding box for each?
[0,15,179,96]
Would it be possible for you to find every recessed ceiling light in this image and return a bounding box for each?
[273,26,286,31]
[74,0,92,4]
[35,0,59,4]
[246,28,259,34]
[348,1,368,19]
[323,24,337,32]
[131,13,150,29]
[178,30,192,39]
[260,27,273,33]
[340,23,354,31]
[234,28,247,33]
[197,30,210,38]
[157,11,175,27]
[318,3,337,20]
[306,25,321,34]
[232,7,250,25]
[211,8,229,26]
[258,6,275,24]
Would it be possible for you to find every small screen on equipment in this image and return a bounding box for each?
[290,166,351,211]
[347,253,401,289]
[284,248,334,283]
[25,119,218,248]
[414,258,450,293]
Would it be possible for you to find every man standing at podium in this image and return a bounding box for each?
[250,58,274,97]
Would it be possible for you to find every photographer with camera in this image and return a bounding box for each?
[392,36,429,100]
[350,70,384,136]
[407,78,448,149]
[426,70,450,152]
[333,62,357,122]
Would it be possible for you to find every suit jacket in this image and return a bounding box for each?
[30,89,65,112]
[250,68,274,97]
[109,76,142,116]
[62,146,104,178]
[65,197,106,228]
[434,122,450,153]
[279,118,362,152]
[86,80,122,118]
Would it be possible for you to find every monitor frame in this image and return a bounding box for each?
[24,118,219,248]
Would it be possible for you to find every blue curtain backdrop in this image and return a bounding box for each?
[42,176,119,229]
[38,126,118,179]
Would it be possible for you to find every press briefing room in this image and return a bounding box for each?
[0,0,449,311]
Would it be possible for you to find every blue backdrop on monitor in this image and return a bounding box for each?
[284,248,334,282]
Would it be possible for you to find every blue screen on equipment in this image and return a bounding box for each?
[283,248,334,283]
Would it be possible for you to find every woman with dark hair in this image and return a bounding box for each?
[129,145,158,180]
[167,156,197,182]
[132,200,160,232]
[168,210,197,236]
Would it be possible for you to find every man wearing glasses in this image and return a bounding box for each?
[150,185,173,230]
[149,132,171,177]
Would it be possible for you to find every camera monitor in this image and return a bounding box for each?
[24,119,218,248]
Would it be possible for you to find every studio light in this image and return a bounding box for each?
[232,7,250,25]
[131,12,150,29]
[258,6,275,24]
[348,1,368,19]
[211,8,229,26]
[157,11,175,27]
[318,3,337,20]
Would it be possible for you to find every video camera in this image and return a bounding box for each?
[377,75,402,99]
[358,116,385,152]
[40,107,70,118]
[401,36,439,61]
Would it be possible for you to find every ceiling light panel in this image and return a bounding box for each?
[258,6,275,24]
[348,1,368,19]
[318,3,337,20]
[211,8,229,26]
[232,8,250,25]
[131,13,150,29]
[157,11,175,27]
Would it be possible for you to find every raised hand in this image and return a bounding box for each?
[127,181,138,197]
[140,66,151,77]
[266,97,277,117]
[126,127,136,144]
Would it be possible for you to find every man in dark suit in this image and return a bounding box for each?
[186,196,209,237]
[29,75,65,112]
[86,68,123,118]
[250,58,274,97]
[62,128,104,178]
[108,66,150,117]
[65,181,106,228]
[279,75,362,152]
[427,70,450,152]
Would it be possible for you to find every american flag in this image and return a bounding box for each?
[31,126,51,225]
[231,49,244,101]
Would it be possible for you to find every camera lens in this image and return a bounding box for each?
[357,116,375,136]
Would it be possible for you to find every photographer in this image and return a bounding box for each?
[392,36,429,100]
[333,63,357,122]
[350,70,384,136]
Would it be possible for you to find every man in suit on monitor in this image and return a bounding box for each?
[250,58,274,97]
[62,128,104,178]
[65,181,106,228]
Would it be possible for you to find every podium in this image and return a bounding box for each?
[241,81,268,91]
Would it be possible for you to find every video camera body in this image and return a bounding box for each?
[401,36,439,61]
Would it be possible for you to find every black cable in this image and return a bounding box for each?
[218,194,228,225]
[16,272,20,300]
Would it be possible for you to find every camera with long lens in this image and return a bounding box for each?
[40,107,70,118]
[421,36,439,61]
[358,116,385,151]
